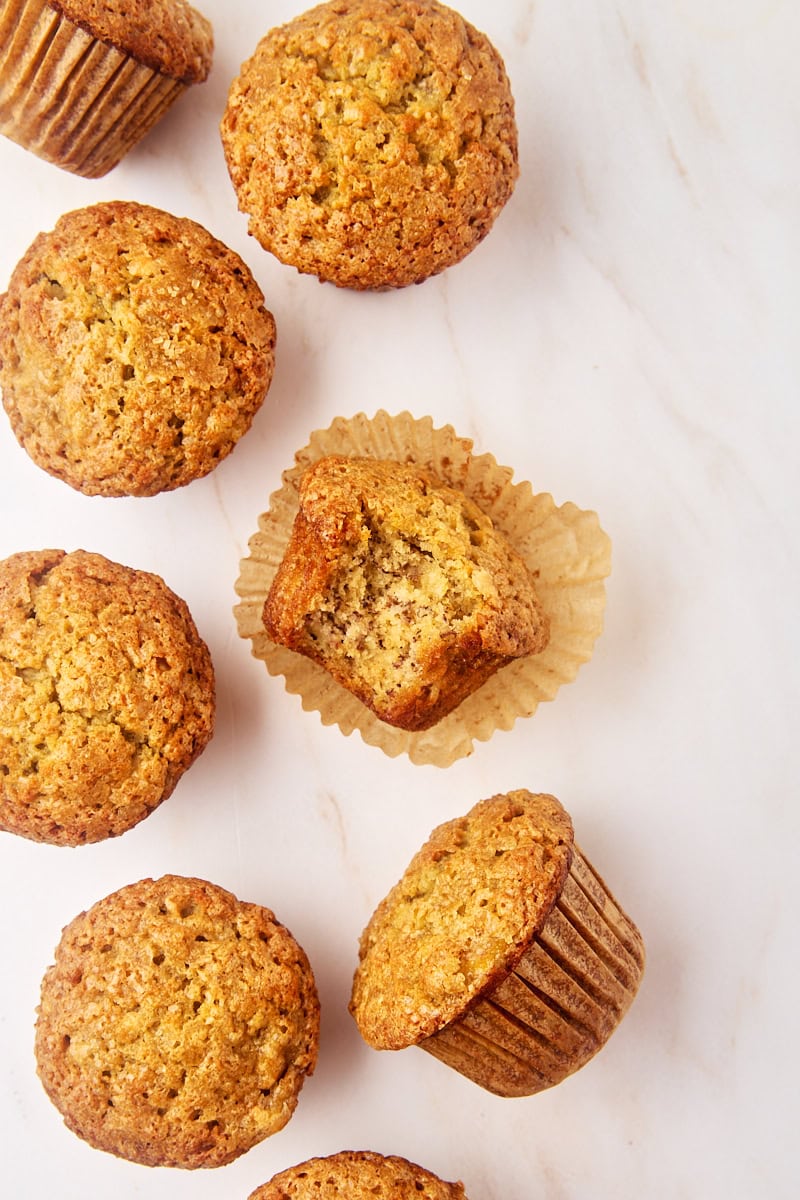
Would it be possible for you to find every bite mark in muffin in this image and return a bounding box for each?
[263,456,549,731]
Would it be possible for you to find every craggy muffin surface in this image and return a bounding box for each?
[0,549,215,846]
[263,456,549,731]
[250,1149,468,1198]
[350,791,574,1047]
[35,875,320,1168]
[221,0,519,289]
[49,0,214,81]
[0,201,276,496]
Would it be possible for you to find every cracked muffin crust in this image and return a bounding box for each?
[0,549,215,846]
[0,201,276,496]
[35,875,320,1168]
[263,455,549,732]
[48,0,213,83]
[350,791,645,1097]
[220,0,519,289]
[249,1149,468,1198]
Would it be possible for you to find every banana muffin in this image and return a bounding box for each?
[235,411,612,766]
[350,790,645,1097]
[0,200,276,497]
[35,875,320,1168]
[220,0,519,289]
[0,0,213,177]
[262,455,549,732]
[0,548,215,846]
[249,1150,468,1198]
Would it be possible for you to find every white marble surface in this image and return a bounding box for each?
[0,1,798,1196]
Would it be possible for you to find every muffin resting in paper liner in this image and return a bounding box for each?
[234,411,611,767]
[249,1149,468,1199]
[349,790,645,1097]
[0,0,212,178]
[34,875,320,1168]
[262,454,551,733]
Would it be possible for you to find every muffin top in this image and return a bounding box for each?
[50,0,214,82]
[35,875,320,1169]
[0,201,276,497]
[221,0,519,289]
[0,549,214,846]
[350,791,574,1048]
[250,1150,467,1198]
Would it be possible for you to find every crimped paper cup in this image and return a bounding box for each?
[0,0,188,178]
[419,845,645,1096]
[234,411,612,767]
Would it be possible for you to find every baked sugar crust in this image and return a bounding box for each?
[250,1149,467,1198]
[35,875,320,1168]
[350,791,574,1047]
[0,549,215,846]
[49,0,213,82]
[221,0,519,288]
[0,201,276,496]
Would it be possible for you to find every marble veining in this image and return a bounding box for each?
[0,2,797,1198]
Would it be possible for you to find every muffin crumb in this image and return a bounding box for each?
[249,1149,467,1198]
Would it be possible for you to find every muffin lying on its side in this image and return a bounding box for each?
[263,456,549,732]
[249,1150,468,1199]
[0,201,276,497]
[0,0,213,178]
[35,875,320,1168]
[221,0,519,289]
[350,790,645,1097]
[0,548,214,846]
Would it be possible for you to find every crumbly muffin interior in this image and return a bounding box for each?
[264,456,549,730]
[304,490,503,707]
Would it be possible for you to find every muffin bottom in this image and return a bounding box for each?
[420,845,645,1097]
[0,0,187,177]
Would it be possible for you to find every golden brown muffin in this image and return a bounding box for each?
[263,455,549,732]
[350,791,645,1097]
[0,0,213,177]
[0,549,215,846]
[35,875,320,1168]
[0,201,276,497]
[235,411,612,767]
[220,0,518,289]
[249,1150,468,1198]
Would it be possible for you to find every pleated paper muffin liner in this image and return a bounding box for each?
[0,0,188,178]
[234,410,612,767]
[419,844,646,1096]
